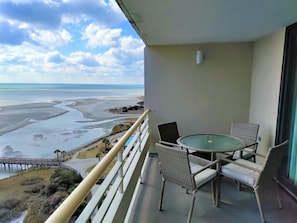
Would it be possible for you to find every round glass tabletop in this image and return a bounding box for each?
[177,134,246,152]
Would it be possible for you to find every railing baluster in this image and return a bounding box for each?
[118,148,124,193]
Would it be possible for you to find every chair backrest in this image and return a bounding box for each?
[256,140,289,186]
[155,143,195,190]
[157,122,180,144]
[230,122,259,145]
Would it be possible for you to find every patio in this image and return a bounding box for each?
[127,153,297,223]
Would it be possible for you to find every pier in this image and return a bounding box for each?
[0,157,62,169]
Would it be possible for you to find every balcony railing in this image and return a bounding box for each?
[46,109,151,223]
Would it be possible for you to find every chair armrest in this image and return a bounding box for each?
[244,142,258,148]
[191,159,219,176]
[159,141,178,147]
[220,158,262,173]
[189,154,211,166]
[241,142,258,152]
[159,140,193,153]
[240,149,266,158]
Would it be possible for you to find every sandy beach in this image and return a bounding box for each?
[0,102,67,136]
[0,96,144,161]
[0,96,143,136]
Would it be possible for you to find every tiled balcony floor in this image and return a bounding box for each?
[127,154,297,223]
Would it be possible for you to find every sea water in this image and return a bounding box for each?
[0,83,144,106]
[0,83,144,178]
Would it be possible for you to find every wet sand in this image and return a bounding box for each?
[0,102,67,136]
[0,96,144,136]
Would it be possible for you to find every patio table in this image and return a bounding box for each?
[177,134,246,160]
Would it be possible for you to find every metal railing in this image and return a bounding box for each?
[46,109,151,223]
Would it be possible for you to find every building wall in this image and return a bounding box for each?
[144,43,253,151]
[249,28,286,155]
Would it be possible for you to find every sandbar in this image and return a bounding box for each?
[0,102,67,136]
[0,96,144,136]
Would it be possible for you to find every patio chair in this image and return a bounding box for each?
[157,121,180,144]
[220,140,289,223]
[157,122,209,158]
[230,122,260,162]
[156,142,219,223]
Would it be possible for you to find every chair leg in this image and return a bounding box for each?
[211,181,215,204]
[233,180,241,191]
[187,191,196,223]
[215,177,220,207]
[217,177,221,206]
[276,181,283,209]
[159,179,165,211]
[254,189,265,223]
[211,179,219,206]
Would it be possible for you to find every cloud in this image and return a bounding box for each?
[82,23,122,48]
[46,51,65,63]
[0,0,125,29]
[0,1,62,29]
[80,57,99,67]
[99,36,144,66]
[0,0,144,84]
[62,0,125,25]
[0,21,28,45]
[30,29,72,49]
[0,0,126,49]
[68,51,99,67]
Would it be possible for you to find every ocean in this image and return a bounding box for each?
[0,83,144,179]
[0,83,144,106]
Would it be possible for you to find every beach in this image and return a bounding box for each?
[0,96,144,219]
[0,95,144,178]
[0,96,143,136]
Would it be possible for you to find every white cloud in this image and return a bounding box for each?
[46,51,65,63]
[30,29,72,49]
[82,24,122,48]
[68,51,99,67]
[0,0,144,84]
[119,35,145,56]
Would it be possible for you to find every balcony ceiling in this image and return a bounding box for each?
[116,0,297,45]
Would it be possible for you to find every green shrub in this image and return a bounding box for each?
[0,199,20,209]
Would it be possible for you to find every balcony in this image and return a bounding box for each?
[46,110,297,223]
[128,153,297,223]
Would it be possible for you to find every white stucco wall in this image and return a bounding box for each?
[145,43,253,151]
[249,28,286,155]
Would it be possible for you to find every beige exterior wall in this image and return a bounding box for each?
[249,28,286,155]
[145,43,253,151]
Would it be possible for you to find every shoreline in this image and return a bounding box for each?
[61,116,139,160]
[0,102,68,136]
[0,96,144,136]
[0,97,143,167]
[0,96,143,158]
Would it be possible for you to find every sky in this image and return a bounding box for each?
[0,0,145,85]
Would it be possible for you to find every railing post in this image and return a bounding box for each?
[138,117,147,184]
[137,125,142,152]
[118,148,124,193]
